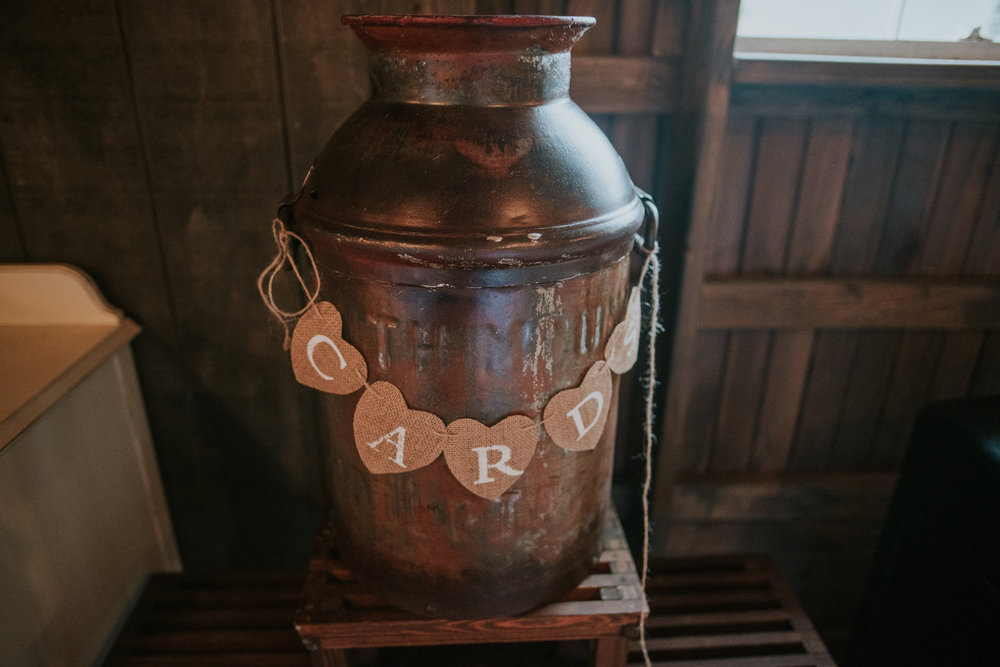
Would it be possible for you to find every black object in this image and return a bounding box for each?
[852,395,1000,666]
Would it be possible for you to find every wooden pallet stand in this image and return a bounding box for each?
[633,554,835,666]
[104,518,836,665]
[295,511,647,667]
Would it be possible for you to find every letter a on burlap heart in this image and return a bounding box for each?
[604,287,641,374]
[290,301,367,394]
[353,381,445,474]
[543,360,613,452]
[443,416,537,500]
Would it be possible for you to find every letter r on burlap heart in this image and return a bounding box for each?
[290,301,367,394]
[443,415,537,500]
[353,381,445,474]
[543,361,613,452]
[604,287,641,375]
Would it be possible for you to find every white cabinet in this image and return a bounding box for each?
[1,264,181,666]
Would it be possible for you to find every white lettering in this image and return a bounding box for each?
[367,426,407,468]
[565,391,605,440]
[472,445,523,484]
[307,334,348,380]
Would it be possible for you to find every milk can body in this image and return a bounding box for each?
[290,15,649,618]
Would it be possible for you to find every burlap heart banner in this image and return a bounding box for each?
[605,287,641,374]
[443,415,537,500]
[353,381,446,474]
[542,360,613,452]
[290,301,367,394]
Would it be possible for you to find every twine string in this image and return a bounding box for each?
[638,243,661,667]
[256,218,322,349]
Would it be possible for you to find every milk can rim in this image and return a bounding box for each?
[341,15,597,29]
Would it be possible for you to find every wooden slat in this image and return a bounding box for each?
[629,554,835,667]
[640,630,807,651]
[567,0,616,54]
[699,278,1000,330]
[871,332,944,469]
[668,474,897,522]
[679,330,728,473]
[963,135,1000,275]
[655,0,740,508]
[749,117,851,471]
[970,331,1000,395]
[572,56,680,113]
[873,119,951,275]
[733,57,1000,91]
[710,331,769,472]
[706,115,756,274]
[921,122,999,274]
[827,331,899,468]
[297,510,646,650]
[0,152,24,262]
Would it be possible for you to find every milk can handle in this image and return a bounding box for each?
[631,188,658,285]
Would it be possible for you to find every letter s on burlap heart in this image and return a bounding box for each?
[604,287,641,375]
[290,301,367,394]
[353,381,445,474]
[443,415,537,500]
[543,360,613,452]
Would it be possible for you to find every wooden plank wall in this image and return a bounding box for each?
[654,64,1000,651]
[0,0,699,570]
[667,84,1000,479]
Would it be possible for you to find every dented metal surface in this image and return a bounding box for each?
[289,14,648,618]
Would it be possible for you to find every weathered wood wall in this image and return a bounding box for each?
[655,57,1000,649]
[0,0,697,570]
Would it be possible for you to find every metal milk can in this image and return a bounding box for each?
[287,14,656,618]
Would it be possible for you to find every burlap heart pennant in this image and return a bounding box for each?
[605,287,641,374]
[290,301,367,394]
[443,415,537,500]
[542,360,613,452]
[353,381,445,474]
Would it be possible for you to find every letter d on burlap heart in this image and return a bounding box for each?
[290,301,367,394]
[444,415,537,500]
[353,381,445,474]
[543,361,613,452]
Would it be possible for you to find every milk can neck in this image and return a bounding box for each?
[343,14,594,106]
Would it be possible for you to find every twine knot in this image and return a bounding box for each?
[256,218,321,349]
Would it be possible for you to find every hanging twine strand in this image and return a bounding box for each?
[256,218,322,349]
[638,243,660,667]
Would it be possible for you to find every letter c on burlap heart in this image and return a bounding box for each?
[443,415,537,500]
[290,301,367,394]
[353,381,445,474]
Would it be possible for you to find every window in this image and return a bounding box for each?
[736,0,1000,62]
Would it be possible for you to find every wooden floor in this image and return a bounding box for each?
[105,554,833,666]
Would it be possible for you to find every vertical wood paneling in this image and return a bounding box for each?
[784,118,855,275]
[828,331,899,469]
[118,0,323,568]
[712,118,805,472]
[0,154,25,261]
[963,138,1000,277]
[706,115,755,274]
[0,1,174,335]
[655,0,740,500]
[970,332,1000,395]
[872,120,950,276]
[792,118,906,471]
[790,331,855,471]
[920,122,999,275]
[681,330,729,472]
[871,332,944,468]
[752,118,854,471]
